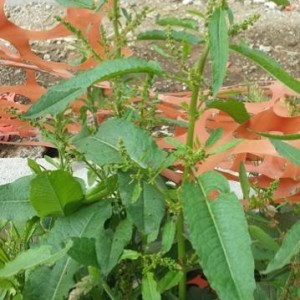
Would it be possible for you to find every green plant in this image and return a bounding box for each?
[1,0,300,299]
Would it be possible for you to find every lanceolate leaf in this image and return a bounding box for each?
[74,118,168,171]
[209,139,242,155]
[205,127,223,148]
[68,237,98,268]
[84,175,117,204]
[119,250,141,261]
[24,202,112,300]
[23,58,163,118]
[207,98,250,123]
[150,44,172,58]
[263,220,300,274]
[181,171,255,300]
[24,258,79,300]
[270,139,300,166]
[209,8,229,96]
[239,162,250,199]
[142,272,161,300]
[30,170,84,217]
[230,44,300,94]
[118,172,165,236]
[0,244,71,278]
[249,225,279,252]
[137,30,203,45]
[156,16,198,30]
[96,218,132,275]
[161,218,176,253]
[258,132,300,140]
[45,202,112,249]
[54,0,96,9]
[157,270,183,293]
[0,176,36,222]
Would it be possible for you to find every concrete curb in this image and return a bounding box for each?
[0,158,88,185]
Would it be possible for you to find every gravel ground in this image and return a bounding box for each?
[1,0,300,157]
[5,0,56,5]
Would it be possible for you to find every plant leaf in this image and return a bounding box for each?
[258,132,300,140]
[30,170,84,217]
[249,225,279,252]
[54,0,96,9]
[270,139,300,166]
[142,272,161,300]
[157,270,183,293]
[209,7,229,96]
[119,250,141,261]
[23,258,79,300]
[68,237,98,268]
[239,162,250,199]
[45,201,112,248]
[118,172,165,236]
[207,98,250,123]
[225,5,234,25]
[24,202,112,299]
[74,118,168,171]
[0,176,36,222]
[230,44,300,94]
[263,220,300,274]
[0,244,71,279]
[181,171,255,300]
[254,284,270,300]
[205,127,223,148]
[150,44,172,58]
[156,16,198,30]
[84,175,117,204]
[186,9,205,18]
[270,0,290,6]
[27,159,43,174]
[23,58,163,118]
[161,218,176,253]
[137,30,203,45]
[0,278,16,289]
[96,218,132,276]
[209,138,241,155]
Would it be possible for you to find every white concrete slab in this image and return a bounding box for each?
[0,158,88,184]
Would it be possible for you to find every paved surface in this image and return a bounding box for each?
[0,158,87,184]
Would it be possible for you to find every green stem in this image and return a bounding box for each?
[177,42,210,300]
[103,282,118,300]
[83,158,105,181]
[112,0,121,57]
[184,42,210,167]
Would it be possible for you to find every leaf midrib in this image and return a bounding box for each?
[90,136,142,167]
[196,178,243,299]
[2,200,29,203]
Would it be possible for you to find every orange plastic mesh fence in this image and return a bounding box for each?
[0,0,107,140]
